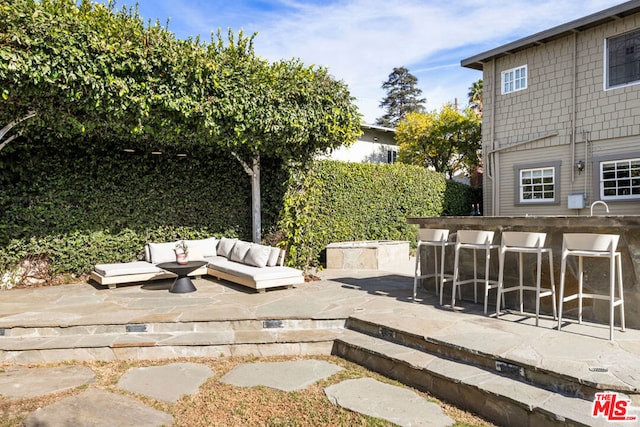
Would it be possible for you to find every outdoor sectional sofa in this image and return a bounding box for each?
[90,237,305,293]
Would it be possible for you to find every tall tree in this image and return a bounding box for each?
[396,104,481,179]
[468,79,483,116]
[376,67,425,128]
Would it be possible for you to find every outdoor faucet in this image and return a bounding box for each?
[590,200,610,216]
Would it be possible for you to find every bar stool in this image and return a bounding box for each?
[557,233,625,341]
[496,231,557,326]
[451,230,499,314]
[413,228,454,301]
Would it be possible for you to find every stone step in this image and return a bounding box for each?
[0,318,346,337]
[333,329,611,427]
[0,319,345,363]
[345,316,635,399]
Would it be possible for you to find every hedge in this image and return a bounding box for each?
[0,139,479,278]
[278,160,449,270]
[0,137,286,275]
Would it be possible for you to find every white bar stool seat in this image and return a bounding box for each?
[413,228,454,301]
[557,233,625,340]
[496,231,557,326]
[451,230,500,314]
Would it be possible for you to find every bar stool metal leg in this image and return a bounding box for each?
[496,232,555,326]
[413,248,421,300]
[414,229,453,302]
[451,230,498,314]
[557,233,625,341]
[483,245,491,313]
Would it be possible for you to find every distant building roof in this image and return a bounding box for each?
[461,1,640,70]
[361,123,396,133]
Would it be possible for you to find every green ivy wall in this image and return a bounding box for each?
[0,139,479,276]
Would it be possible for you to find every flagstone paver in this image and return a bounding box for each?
[22,388,173,427]
[325,377,455,427]
[0,365,95,398]
[117,362,214,403]
[220,359,343,391]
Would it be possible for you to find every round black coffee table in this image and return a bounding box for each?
[156,261,207,293]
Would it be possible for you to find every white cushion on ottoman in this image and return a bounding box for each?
[94,261,162,277]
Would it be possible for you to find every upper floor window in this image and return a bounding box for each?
[501,65,527,94]
[606,29,640,89]
[601,158,640,200]
[520,167,555,203]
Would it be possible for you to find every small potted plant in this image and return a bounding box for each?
[174,240,189,264]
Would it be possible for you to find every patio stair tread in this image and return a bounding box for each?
[0,328,344,351]
[335,329,614,427]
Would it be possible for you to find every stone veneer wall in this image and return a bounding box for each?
[326,241,409,271]
[408,216,640,328]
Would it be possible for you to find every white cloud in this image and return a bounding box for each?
[243,0,622,122]
[118,0,626,122]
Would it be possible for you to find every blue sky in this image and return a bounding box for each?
[106,0,623,123]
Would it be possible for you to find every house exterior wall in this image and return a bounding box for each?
[482,12,640,216]
[323,125,397,164]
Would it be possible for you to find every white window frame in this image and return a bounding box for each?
[600,157,640,200]
[604,29,640,90]
[517,166,556,204]
[501,65,527,95]
[387,149,397,164]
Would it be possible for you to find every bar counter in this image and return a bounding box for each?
[407,216,640,328]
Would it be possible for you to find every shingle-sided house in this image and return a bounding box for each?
[462,1,640,216]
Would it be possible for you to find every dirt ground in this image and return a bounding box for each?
[0,354,496,426]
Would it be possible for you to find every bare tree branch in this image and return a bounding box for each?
[0,134,19,152]
[230,151,254,176]
[0,111,37,152]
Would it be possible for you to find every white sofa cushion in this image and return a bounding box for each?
[203,255,227,264]
[185,237,218,258]
[230,240,252,263]
[207,257,233,269]
[217,238,238,258]
[95,261,162,277]
[147,242,178,264]
[187,246,205,261]
[209,261,303,281]
[244,244,272,268]
[267,247,281,266]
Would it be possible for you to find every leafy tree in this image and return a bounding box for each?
[0,0,214,151]
[376,66,425,128]
[468,79,483,115]
[208,31,362,241]
[0,0,362,242]
[396,104,481,179]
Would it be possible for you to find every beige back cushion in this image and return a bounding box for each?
[217,238,238,258]
[148,242,178,264]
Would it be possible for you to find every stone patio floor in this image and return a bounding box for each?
[0,258,639,425]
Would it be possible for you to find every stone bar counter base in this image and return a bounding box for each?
[408,216,640,329]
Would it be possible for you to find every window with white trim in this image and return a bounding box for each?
[519,167,555,203]
[606,29,640,89]
[501,65,527,94]
[600,158,640,200]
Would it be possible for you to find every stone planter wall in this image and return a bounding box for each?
[326,241,409,271]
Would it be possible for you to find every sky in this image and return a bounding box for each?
[105,0,625,124]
